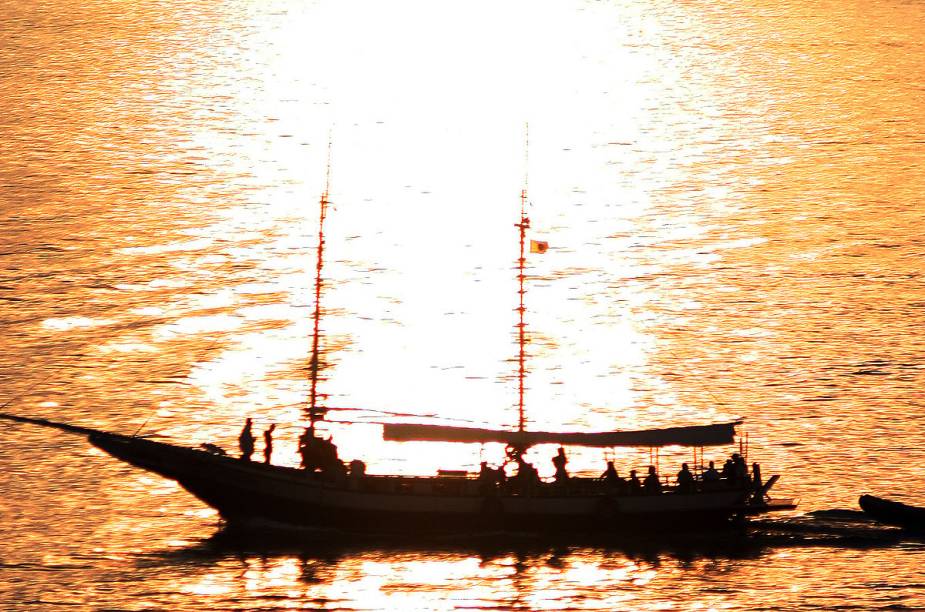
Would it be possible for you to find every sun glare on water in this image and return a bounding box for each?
[126,0,738,478]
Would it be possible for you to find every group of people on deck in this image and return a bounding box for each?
[237,418,273,464]
[237,418,355,479]
[476,447,568,494]
[600,451,762,494]
[478,446,763,495]
[238,420,761,494]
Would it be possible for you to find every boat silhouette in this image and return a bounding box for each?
[0,410,795,535]
[859,494,925,531]
[1,155,797,536]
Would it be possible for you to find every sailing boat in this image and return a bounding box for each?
[0,165,797,536]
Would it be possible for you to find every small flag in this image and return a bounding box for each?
[530,240,549,254]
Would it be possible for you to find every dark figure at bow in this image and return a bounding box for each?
[263,423,276,464]
[238,418,255,461]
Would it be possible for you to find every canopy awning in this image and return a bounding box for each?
[382,421,741,448]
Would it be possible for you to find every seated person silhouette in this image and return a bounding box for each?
[721,458,735,485]
[513,457,540,494]
[643,465,662,494]
[298,427,345,478]
[676,463,695,493]
[702,460,720,483]
[628,469,643,495]
[602,461,628,495]
[478,461,498,495]
[601,460,618,484]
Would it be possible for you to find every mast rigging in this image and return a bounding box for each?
[515,125,530,435]
[308,140,332,433]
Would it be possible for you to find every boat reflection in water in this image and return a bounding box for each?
[0,167,795,539]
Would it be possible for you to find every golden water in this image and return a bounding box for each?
[1,0,924,608]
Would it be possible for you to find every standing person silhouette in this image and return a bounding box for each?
[552,447,569,483]
[263,423,276,464]
[238,418,255,461]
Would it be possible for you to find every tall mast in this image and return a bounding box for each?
[515,126,529,433]
[308,139,332,433]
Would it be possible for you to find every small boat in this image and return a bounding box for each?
[859,494,925,531]
[1,159,797,537]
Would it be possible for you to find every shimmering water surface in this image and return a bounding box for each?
[2,0,925,609]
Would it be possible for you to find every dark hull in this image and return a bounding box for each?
[859,494,925,531]
[89,431,794,536]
